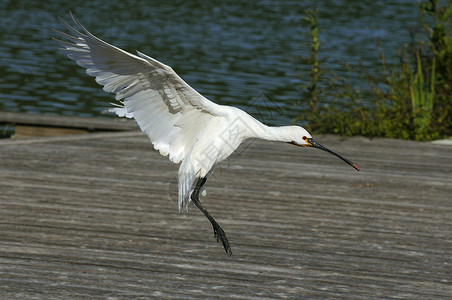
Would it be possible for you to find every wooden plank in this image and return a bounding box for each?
[0,111,137,138]
[0,130,451,299]
[14,125,89,138]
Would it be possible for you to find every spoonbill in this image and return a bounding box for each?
[54,13,359,254]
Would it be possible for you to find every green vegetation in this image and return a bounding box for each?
[294,0,451,141]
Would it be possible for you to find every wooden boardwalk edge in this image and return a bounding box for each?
[0,111,136,138]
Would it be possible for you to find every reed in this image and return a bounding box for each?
[294,0,451,141]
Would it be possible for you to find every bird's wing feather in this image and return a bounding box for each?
[54,13,222,210]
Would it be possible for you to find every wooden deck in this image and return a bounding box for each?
[1,116,451,299]
[0,111,136,138]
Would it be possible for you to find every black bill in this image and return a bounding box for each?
[307,138,360,171]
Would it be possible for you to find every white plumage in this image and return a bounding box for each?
[54,13,228,211]
[54,13,359,254]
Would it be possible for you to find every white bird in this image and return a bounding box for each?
[54,13,359,254]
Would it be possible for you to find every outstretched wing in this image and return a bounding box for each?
[53,13,223,165]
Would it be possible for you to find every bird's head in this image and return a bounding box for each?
[288,126,359,171]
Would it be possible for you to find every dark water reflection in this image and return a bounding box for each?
[0,0,419,125]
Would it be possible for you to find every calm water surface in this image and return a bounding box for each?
[0,0,420,125]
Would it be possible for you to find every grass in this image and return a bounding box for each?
[294,0,451,141]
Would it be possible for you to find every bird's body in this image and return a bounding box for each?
[55,13,359,254]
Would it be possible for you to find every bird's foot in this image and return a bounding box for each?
[213,223,232,255]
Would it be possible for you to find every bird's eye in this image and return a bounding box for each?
[302,136,307,141]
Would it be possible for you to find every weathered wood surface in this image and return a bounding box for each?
[0,111,136,137]
[0,130,451,299]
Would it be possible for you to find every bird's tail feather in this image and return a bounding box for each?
[177,163,208,212]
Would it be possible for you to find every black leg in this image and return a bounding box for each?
[191,177,232,255]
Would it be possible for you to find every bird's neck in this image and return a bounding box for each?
[253,124,295,143]
[236,111,296,143]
